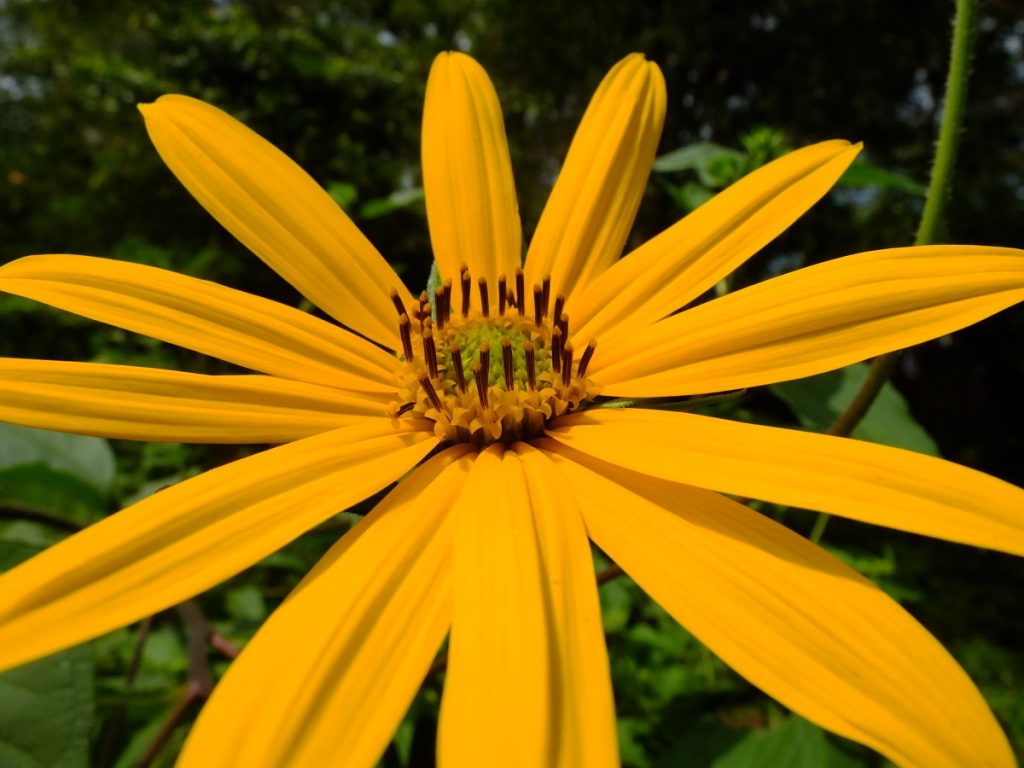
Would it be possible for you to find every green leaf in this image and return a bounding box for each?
[359,186,425,219]
[0,464,108,524]
[715,716,861,768]
[771,363,938,455]
[326,181,359,211]
[225,584,267,623]
[0,424,116,494]
[837,161,926,196]
[653,143,745,186]
[0,608,93,768]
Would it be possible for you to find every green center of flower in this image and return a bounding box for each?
[387,267,599,446]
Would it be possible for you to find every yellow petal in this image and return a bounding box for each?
[0,254,397,392]
[594,246,1024,395]
[514,443,619,768]
[545,443,1013,768]
[179,446,472,768]
[140,94,410,347]
[438,446,555,766]
[548,408,1024,556]
[0,359,388,442]
[422,52,521,286]
[0,421,437,671]
[570,141,861,344]
[525,54,665,300]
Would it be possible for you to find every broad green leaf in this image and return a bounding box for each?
[771,363,938,455]
[0,423,116,494]
[0,647,94,768]
[0,541,94,768]
[0,464,107,524]
[837,161,926,195]
[715,716,862,768]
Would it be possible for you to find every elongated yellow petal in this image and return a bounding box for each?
[548,408,1024,556]
[140,94,410,347]
[422,52,521,286]
[525,54,665,300]
[179,447,472,768]
[545,443,1013,768]
[0,359,388,442]
[0,254,397,392]
[439,446,556,767]
[569,141,860,344]
[514,444,619,768]
[594,246,1024,395]
[0,421,437,671]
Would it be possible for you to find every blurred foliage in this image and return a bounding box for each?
[0,0,1023,765]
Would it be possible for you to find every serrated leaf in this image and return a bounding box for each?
[771,363,938,455]
[0,423,116,494]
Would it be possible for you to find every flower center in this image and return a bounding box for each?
[387,267,599,446]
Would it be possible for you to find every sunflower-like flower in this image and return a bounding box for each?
[1,52,1023,767]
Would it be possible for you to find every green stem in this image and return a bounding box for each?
[814,0,976,541]
[915,0,976,248]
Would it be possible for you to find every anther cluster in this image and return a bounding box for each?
[387,266,598,446]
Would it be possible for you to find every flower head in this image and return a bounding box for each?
[1,51,1024,767]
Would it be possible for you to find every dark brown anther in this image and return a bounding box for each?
[423,329,438,378]
[418,372,445,411]
[541,274,551,318]
[515,268,526,316]
[389,288,406,316]
[561,341,574,387]
[498,274,507,316]
[552,294,565,328]
[399,314,414,361]
[442,279,453,325]
[395,401,415,416]
[558,312,569,339]
[478,276,490,317]
[533,284,544,326]
[419,291,429,321]
[501,337,514,390]
[524,342,536,390]
[577,340,597,377]
[479,341,490,375]
[450,343,467,393]
[461,268,472,317]
[551,326,563,373]
[472,361,489,408]
[434,285,446,330]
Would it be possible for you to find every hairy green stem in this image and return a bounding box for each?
[813,0,976,542]
[915,0,976,248]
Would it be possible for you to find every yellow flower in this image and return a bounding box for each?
[1,51,1023,767]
